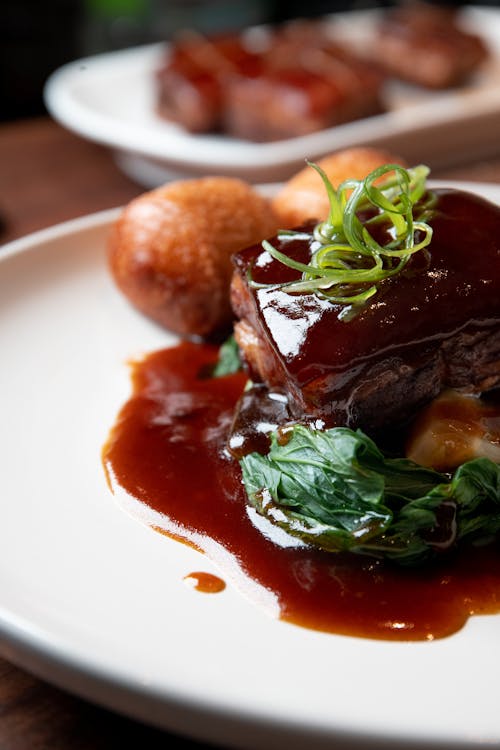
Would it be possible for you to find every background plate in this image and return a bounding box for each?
[44,7,500,186]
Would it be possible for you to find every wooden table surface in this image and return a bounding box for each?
[1,116,500,750]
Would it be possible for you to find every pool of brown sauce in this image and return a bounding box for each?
[102,341,500,641]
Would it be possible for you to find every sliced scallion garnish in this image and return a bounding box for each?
[254,162,434,316]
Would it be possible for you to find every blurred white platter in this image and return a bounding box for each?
[1,181,500,749]
[44,7,500,186]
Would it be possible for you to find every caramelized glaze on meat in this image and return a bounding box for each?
[231,189,500,431]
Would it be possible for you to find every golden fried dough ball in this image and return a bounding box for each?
[272,147,407,228]
[108,177,279,338]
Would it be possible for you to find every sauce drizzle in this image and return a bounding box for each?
[184,572,226,593]
[103,341,500,641]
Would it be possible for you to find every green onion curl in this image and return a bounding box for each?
[251,162,434,317]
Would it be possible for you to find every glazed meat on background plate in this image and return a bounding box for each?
[372,1,489,88]
[155,32,264,133]
[155,20,385,140]
[223,22,384,142]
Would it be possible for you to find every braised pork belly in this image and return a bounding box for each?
[231,188,500,433]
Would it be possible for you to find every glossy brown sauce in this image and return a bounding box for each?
[103,341,500,641]
[184,572,226,593]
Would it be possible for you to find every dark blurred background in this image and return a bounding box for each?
[1,0,497,123]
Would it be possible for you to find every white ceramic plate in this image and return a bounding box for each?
[44,7,500,186]
[1,182,500,750]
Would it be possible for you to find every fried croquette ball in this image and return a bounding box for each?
[272,148,407,228]
[108,177,279,338]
